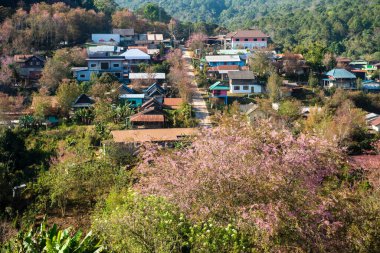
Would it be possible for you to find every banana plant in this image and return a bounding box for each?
[1,221,105,253]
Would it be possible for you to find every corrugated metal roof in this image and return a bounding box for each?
[112,128,199,143]
[226,29,269,38]
[129,73,166,79]
[325,69,356,79]
[120,49,150,60]
[227,71,255,80]
[205,55,241,62]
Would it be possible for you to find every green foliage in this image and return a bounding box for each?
[165,103,198,128]
[92,190,187,253]
[136,3,171,23]
[1,221,104,252]
[57,81,83,116]
[308,72,319,88]
[267,72,282,102]
[94,0,118,15]
[278,100,302,122]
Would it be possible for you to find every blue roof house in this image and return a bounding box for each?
[323,68,357,89]
[205,55,245,67]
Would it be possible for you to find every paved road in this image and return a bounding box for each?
[182,50,212,127]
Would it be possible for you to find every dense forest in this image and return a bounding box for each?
[118,0,380,58]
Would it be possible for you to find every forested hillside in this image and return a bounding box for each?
[118,0,380,58]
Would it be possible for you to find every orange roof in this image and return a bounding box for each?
[130,114,165,122]
[163,98,183,108]
[112,128,199,143]
[217,65,240,71]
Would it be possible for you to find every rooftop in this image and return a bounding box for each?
[163,98,183,109]
[112,28,134,36]
[209,81,230,91]
[120,49,150,60]
[129,73,166,80]
[226,29,269,39]
[205,55,241,63]
[112,128,199,143]
[227,71,255,80]
[325,68,356,79]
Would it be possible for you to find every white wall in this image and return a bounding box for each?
[229,84,262,94]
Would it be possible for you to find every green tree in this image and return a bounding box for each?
[250,51,273,78]
[56,80,82,116]
[267,72,282,102]
[94,0,118,15]
[308,72,319,88]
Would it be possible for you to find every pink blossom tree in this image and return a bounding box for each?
[136,119,346,250]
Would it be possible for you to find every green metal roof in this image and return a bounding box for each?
[209,81,230,91]
[325,68,356,79]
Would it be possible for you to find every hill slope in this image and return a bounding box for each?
[118,0,380,58]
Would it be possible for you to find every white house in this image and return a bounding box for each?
[225,30,270,49]
[227,71,262,94]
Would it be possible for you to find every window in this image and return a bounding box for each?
[262,38,266,41]
[243,85,249,90]
[254,38,257,41]
[115,73,121,78]
[80,74,85,78]
[244,38,249,41]
[235,38,240,41]
[90,64,97,68]
[100,62,109,70]
[113,63,120,68]
[233,86,240,90]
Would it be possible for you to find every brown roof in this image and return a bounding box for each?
[128,46,148,54]
[14,54,34,63]
[217,65,240,71]
[130,114,165,123]
[112,128,199,143]
[226,29,269,39]
[371,117,380,126]
[163,98,183,109]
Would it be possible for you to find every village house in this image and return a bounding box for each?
[87,45,124,56]
[225,29,270,49]
[209,81,230,104]
[120,49,151,71]
[112,28,135,46]
[13,55,45,81]
[205,55,245,68]
[72,94,94,110]
[129,98,165,128]
[91,34,121,45]
[73,55,126,82]
[323,68,357,89]
[207,65,240,80]
[227,71,262,94]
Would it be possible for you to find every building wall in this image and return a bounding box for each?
[88,60,124,71]
[208,61,244,67]
[229,84,262,94]
[211,90,228,96]
[231,40,267,49]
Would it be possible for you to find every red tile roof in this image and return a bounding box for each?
[217,65,240,71]
[130,114,165,123]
